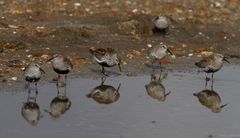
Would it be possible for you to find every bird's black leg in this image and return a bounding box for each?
[205,73,210,81]
[160,62,163,76]
[58,74,61,83]
[64,75,67,96]
[205,78,208,89]
[35,82,38,95]
[28,82,31,94]
[101,66,108,76]
[56,83,60,94]
[211,73,214,90]
[151,60,155,73]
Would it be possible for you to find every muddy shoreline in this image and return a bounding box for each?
[0,0,240,89]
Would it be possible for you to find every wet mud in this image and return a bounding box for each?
[0,0,240,87]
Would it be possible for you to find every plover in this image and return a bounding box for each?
[193,89,227,113]
[149,42,173,70]
[145,73,170,101]
[47,54,73,82]
[21,91,41,126]
[89,47,121,76]
[86,77,120,104]
[152,15,170,33]
[195,53,229,81]
[24,63,45,92]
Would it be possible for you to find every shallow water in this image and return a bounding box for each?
[1,66,240,138]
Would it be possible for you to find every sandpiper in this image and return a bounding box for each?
[195,53,229,81]
[24,63,45,92]
[152,15,170,33]
[86,77,121,104]
[145,73,170,101]
[89,47,121,76]
[47,54,73,82]
[149,42,173,70]
[193,89,227,113]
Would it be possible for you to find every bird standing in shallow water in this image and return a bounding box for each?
[89,47,121,76]
[195,53,229,81]
[24,63,45,92]
[149,43,173,71]
[47,54,73,83]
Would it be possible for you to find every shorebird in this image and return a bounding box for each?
[152,15,170,33]
[145,73,170,101]
[47,54,73,82]
[86,77,121,104]
[24,63,45,92]
[195,53,229,81]
[89,47,121,76]
[149,43,173,70]
[193,89,227,113]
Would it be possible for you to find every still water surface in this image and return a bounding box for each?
[1,66,240,138]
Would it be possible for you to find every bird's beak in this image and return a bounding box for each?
[220,104,228,109]
[117,83,121,92]
[40,68,45,74]
[167,49,173,55]
[47,57,54,62]
[223,57,230,63]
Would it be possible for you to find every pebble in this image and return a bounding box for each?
[11,77,17,81]
[147,44,152,48]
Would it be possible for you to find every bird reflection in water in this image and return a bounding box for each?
[45,82,71,119]
[145,72,170,101]
[87,77,121,104]
[21,90,42,126]
[193,81,227,113]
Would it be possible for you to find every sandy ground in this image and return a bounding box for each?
[0,0,240,88]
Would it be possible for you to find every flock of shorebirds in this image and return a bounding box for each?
[20,15,232,125]
[23,14,230,102]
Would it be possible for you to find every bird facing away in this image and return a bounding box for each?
[145,73,170,101]
[152,15,170,32]
[195,53,229,81]
[149,43,173,70]
[86,78,121,104]
[193,89,227,113]
[24,63,45,92]
[47,54,73,82]
[89,47,121,76]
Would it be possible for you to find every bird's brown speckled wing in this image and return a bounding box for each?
[64,57,73,68]
[93,48,107,59]
[195,57,211,68]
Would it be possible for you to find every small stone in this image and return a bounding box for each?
[74,3,81,7]
[132,9,138,13]
[11,77,17,81]
[147,44,152,48]
[188,53,193,57]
